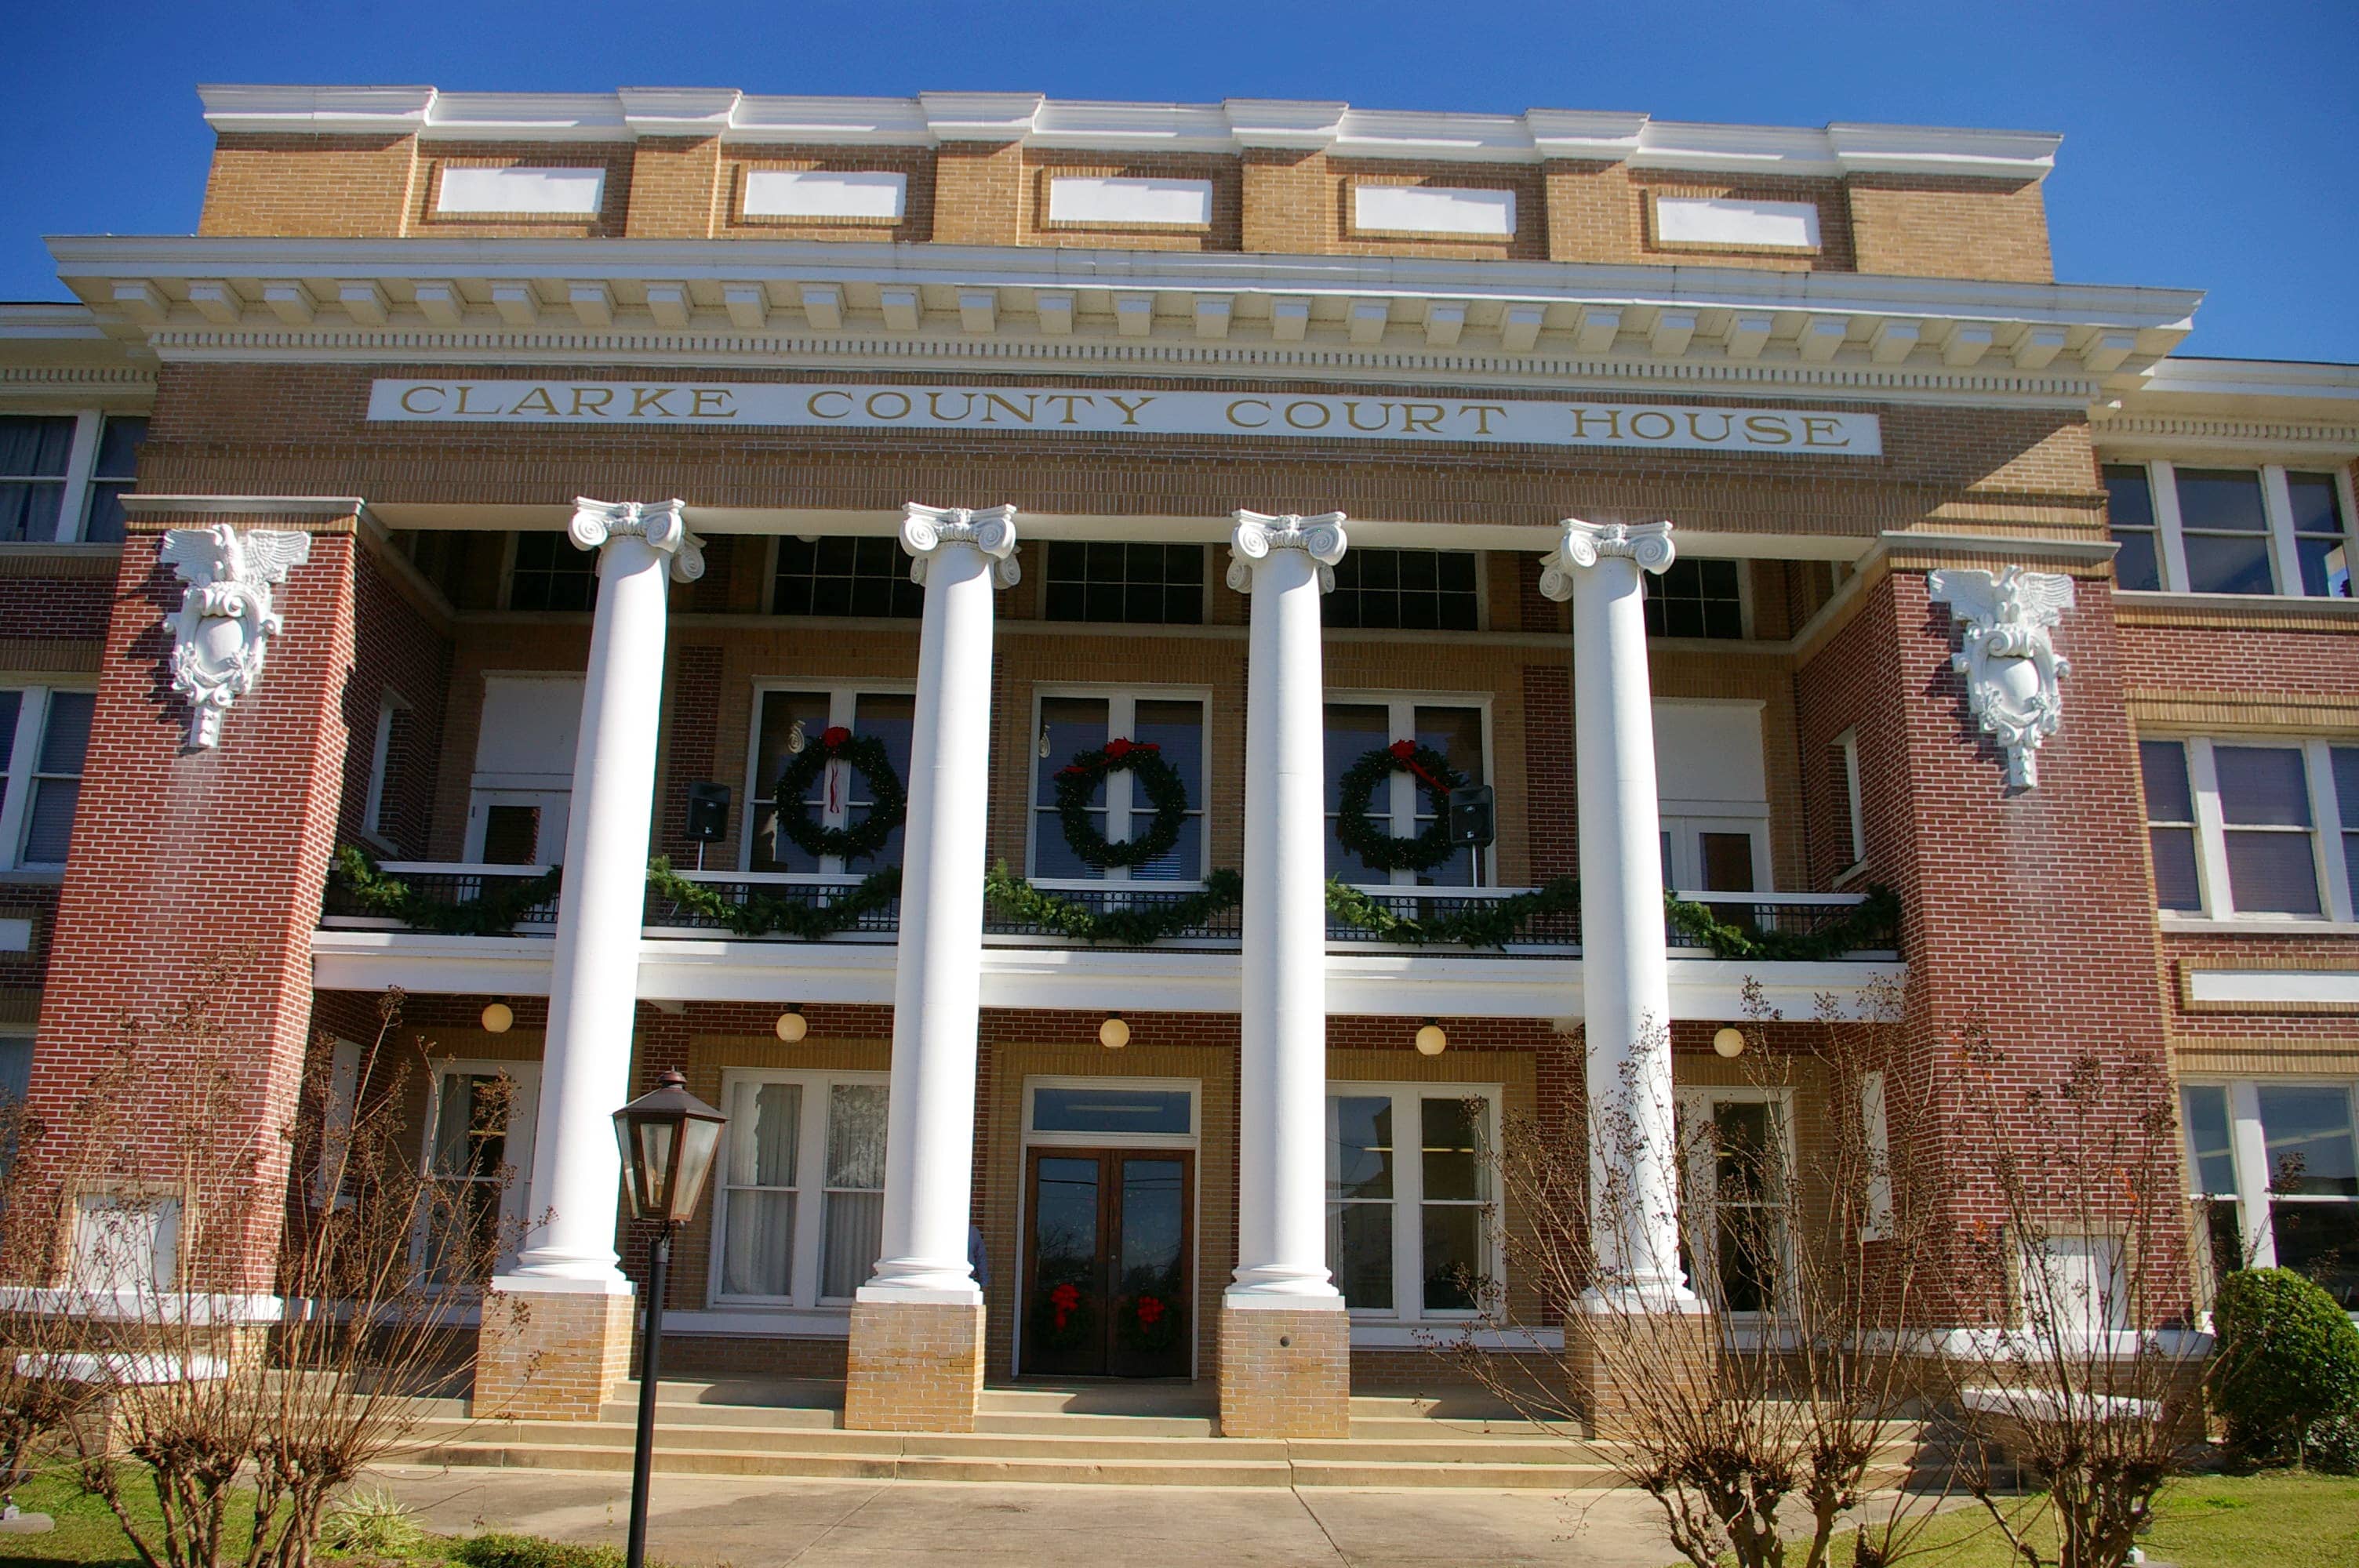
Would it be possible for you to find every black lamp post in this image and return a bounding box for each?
[612,1069,726,1568]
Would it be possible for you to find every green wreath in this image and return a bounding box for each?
[1334,740,1467,875]
[1055,739,1190,869]
[772,727,905,864]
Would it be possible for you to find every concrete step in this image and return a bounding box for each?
[596,1399,841,1430]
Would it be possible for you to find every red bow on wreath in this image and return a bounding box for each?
[1049,1281,1081,1330]
[1388,738,1450,796]
[1136,1294,1166,1327]
[1103,737,1158,759]
[818,725,852,750]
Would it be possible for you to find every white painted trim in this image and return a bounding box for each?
[52,412,100,544]
[1652,196,1820,252]
[2149,459,2190,593]
[1351,185,1515,238]
[741,169,907,222]
[434,166,606,217]
[1045,177,1212,228]
[2185,970,2359,1007]
[1327,1080,1505,1327]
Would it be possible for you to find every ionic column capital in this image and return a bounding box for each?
[901,503,1020,588]
[569,497,704,583]
[1227,510,1348,593]
[1536,517,1674,602]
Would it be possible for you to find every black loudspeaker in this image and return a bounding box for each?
[1448,785,1496,849]
[685,782,732,843]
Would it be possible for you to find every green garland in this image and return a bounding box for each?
[329,846,563,937]
[1662,884,1901,962]
[1333,741,1467,874]
[984,863,1245,946]
[1324,877,1583,949]
[646,857,902,940]
[772,727,906,864]
[1054,739,1191,869]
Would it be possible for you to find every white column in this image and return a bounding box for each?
[1226,510,1348,1310]
[859,503,1018,1304]
[503,498,703,1291]
[1537,517,1697,1308]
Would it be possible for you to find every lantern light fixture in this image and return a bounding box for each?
[1415,1019,1448,1056]
[1713,1026,1747,1059]
[480,1001,514,1035]
[1099,1014,1130,1050]
[775,1006,809,1043]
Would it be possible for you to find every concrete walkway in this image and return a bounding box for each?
[368,1462,1680,1566]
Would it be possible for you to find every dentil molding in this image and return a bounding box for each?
[160,524,314,749]
[1928,565,2075,789]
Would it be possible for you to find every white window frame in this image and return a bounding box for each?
[739,681,918,875]
[1325,691,1496,889]
[1325,1081,1504,1327]
[361,691,409,853]
[1674,1084,1798,1318]
[2124,459,2359,599]
[2180,1076,2359,1316]
[0,684,96,873]
[1025,686,1213,887]
[413,1058,540,1281]
[1833,728,1866,877]
[1660,816,1773,896]
[2146,735,2357,926]
[707,1068,891,1311]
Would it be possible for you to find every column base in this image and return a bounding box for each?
[1562,1306,1716,1440]
[472,1286,636,1422]
[1216,1303,1350,1439]
[844,1299,985,1432]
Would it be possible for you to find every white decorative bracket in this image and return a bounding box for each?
[1927,565,2076,789]
[1536,517,1675,601]
[901,503,1020,588]
[161,524,314,750]
[568,496,703,582]
[1227,510,1349,593]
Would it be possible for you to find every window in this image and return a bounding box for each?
[465,676,582,866]
[1644,557,1745,640]
[2182,1080,2358,1310]
[714,1072,889,1306]
[507,532,598,612]
[1830,728,1866,872]
[1325,1086,1497,1321]
[361,692,410,851]
[2139,737,2359,921]
[772,535,922,618]
[747,688,915,873]
[2104,459,2358,598]
[2104,464,2162,593]
[79,417,147,545]
[1324,549,1479,630]
[1041,543,1204,625]
[1677,1089,1793,1314]
[0,688,95,870]
[1324,699,1485,887]
[0,1033,31,1177]
[0,416,75,543]
[1030,692,1208,883]
[418,1066,529,1286]
[70,1193,180,1294]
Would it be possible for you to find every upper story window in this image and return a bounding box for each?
[1324,699,1485,887]
[1324,550,1479,630]
[1041,543,1204,625]
[2139,736,2359,922]
[1029,692,1208,884]
[747,688,915,874]
[1645,558,1746,640]
[0,687,93,871]
[2183,1079,2358,1310]
[0,414,147,545]
[2105,461,2354,599]
[772,536,921,619]
[507,532,598,612]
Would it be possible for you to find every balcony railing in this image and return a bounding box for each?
[322,862,1896,960]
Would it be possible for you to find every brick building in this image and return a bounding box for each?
[1,85,2354,1453]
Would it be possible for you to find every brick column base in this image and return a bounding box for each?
[1216,1305,1350,1438]
[472,1286,636,1422]
[1563,1307,1715,1439]
[843,1300,985,1432]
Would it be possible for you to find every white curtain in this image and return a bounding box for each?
[821,1084,888,1298]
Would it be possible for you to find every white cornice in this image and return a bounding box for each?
[2099,356,2359,453]
[194,84,2063,179]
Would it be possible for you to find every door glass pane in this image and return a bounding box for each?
[1115,1157,1187,1366]
[1033,697,1110,880]
[848,694,915,869]
[751,691,831,873]
[480,804,540,866]
[1031,1086,1191,1135]
[820,1083,887,1298]
[1131,699,1205,880]
[1326,1095,1394,1311]
[2256,1086,2359,1197]
[1029,1156,1103,1370]
[2180,1084,2237,1196]
[1699,833,1757,893]
[1421,1204,1483,1312]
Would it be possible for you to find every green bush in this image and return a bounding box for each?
[2310,1410,2359,1476]
[450,1534,627,1568]
[2208,1267,2359,1464]
[320,1488,430,1557]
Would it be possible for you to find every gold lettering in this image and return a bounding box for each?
[1226,398,1271,429]
[867,390,912,420]
[1044,394,1094,426]
[1106,394,1157,426]
[980,393,1038,425]
[1464,403,1509,435]
[398,385,445,414]
[1627,411,1676,441]
[1801,416,1849,448]
[925,391,975,421]
[809,390,852,419]
[631,387,681,418]
[1568,407,1622,441]
[690,388,736,418]
[1283,400,1331,430]
[1743,415,1793,446]
[1682,412,1734,443]
[510,387,562,417]
[1343,401,1393,434]
[453,385,484,415]
[570,387,614,417]
[1398,403,1446,434]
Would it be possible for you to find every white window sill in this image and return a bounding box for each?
[2161,913,2359,937]
[2116,589,2359,618]
[667,1306,852,1338]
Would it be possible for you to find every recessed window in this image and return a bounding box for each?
[2104,464,2161,592]
[715,1072,889,1305]
[2139,735,2358,921]
[1030,693,1207,884]
[1324,700,1485,887]
[1677,1091,1793,1314]
[2139,739,2203,912]
[2175,469,2275,595]
[1042,543,1204,625]
[2214,746,2321,916]
[418,1065,536,1285]
[79,417,147,545]
[2288,472,2352,598]
[748,689,915,873]
[772,536,921,619]
[1830,728,1866,871]
[1644,558,1744,640]
[0,416,75,543]
[507,532,598,612]
[1325,1086,1498,1319]
[2183,1079,2358,1308]
[1324,550,1478,630]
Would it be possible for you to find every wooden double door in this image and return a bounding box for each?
[1022,1147,1193,1378]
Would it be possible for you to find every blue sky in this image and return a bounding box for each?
[5,0,2353,361]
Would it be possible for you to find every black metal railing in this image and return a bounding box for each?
[1325,885,1583,948]
[318,863,564,930]
[641,874,901,940]
[981,883,1242,943]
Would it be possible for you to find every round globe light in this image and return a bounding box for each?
[1713,1026,1747,1059]
[775,1008,809,1044]
[480,1002,514,1035]
[1099,1014,1131,1050]
[1415,1021,1448,1057]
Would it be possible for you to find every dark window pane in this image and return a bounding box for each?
[773,534,919,619]
[2103,465,2156,532]
[2175,470,2270,532]
[2215,746,2310,827]
[1329,1096,1393,1200]
[92,416,146,478]
[0,485,63,543]
[2150,826,2202,911]
[479,804,541,865]
[0,417,75,477]
[1323,549,1478,632]
[2257,1086,2358,1197]
[2139,741,2193,822]
[1043,542,1205,625]
[1032,1087,1191,1135]
[2181,1085,2238,1196]
[37,693,92,775]
[2223,833,2321,916]
[1699,832,1756,892]
[2114,531,2161,593]
[509,532,598,612]
[0,692,19,776]
[1642,557,1743,640]
[2269,1201,2359,1310]
[2181,532,2275,595]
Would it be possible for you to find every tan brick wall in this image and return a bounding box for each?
[1025,149,1243,253]
[719,146,936,242]
[623,137,722,239]
[932,141,1025,245]
[1847,175,2052,283]
[407,142,634,239]
[1216,1304,1350,1437]
[199,133,420,237]
[474,1285,636,1421]
[844,1300,985,1431]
